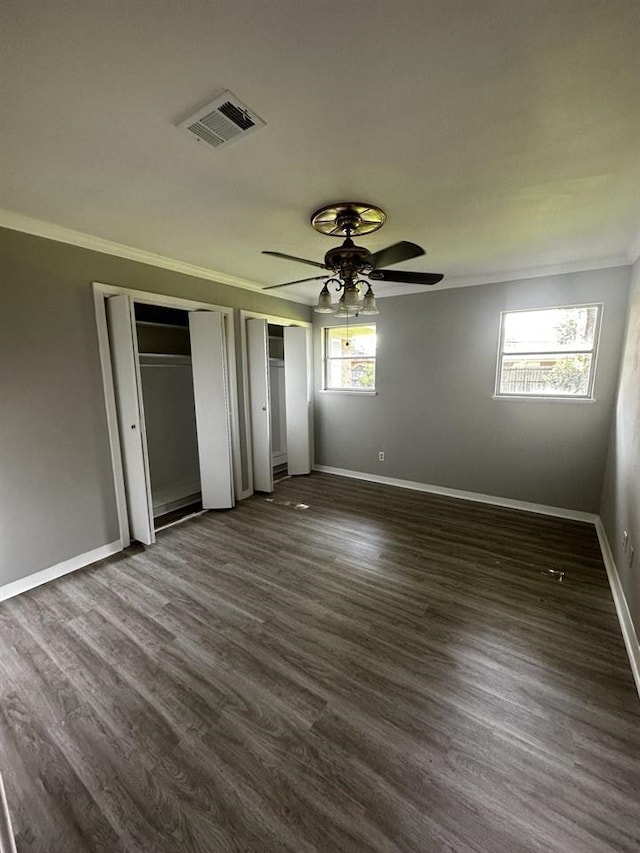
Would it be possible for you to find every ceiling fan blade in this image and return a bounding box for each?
[369,269,444,285]
[262,250,326,269]
[369,241,425,269]
[263,275,329,290]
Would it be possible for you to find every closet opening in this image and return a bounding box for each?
[244,314,312,495]
[134,303,203,529]
[268,325,288,481]
[95,283,238,549]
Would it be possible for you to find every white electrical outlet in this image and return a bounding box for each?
[378,451,385,462]
[623,531,629,550]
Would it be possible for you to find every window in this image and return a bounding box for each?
[496,304,601,399]
[324,325,376,391]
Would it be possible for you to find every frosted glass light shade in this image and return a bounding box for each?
[360,285,379,315]
[335,294,360,316]
[314,283,334,313]
[343,284,361,309]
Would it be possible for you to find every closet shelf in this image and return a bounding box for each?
[139,352,191,357]
[138,352,192,366]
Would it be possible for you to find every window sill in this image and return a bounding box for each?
[319,389,378,396]
[492,394,596,403]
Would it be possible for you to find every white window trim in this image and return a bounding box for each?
[494,303,603,401]
[492,394,596,403]
[318,389,378,396]
[323,323,377,393]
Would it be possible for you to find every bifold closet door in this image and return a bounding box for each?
[246,318,273,493]
[106,295,155,545]
[283,326,312,475]
[188,312,234,509]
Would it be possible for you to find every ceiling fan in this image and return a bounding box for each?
[262,202,443,315]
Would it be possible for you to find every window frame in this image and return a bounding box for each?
[323,323,377,394]
[494,303,603,401]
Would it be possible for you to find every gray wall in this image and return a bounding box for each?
[139,360,201,513]
[314,267,630,512]
[600,257,640,638]
[0,227,310,587]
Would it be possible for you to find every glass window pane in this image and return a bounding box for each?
[325,325,376,390]
[327,325,376,357]
[327,358,376,390]
[500,354,593,396]
[503,306,598,354]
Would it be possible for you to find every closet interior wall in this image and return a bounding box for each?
[135,304,201,523]
[268,324,287,475]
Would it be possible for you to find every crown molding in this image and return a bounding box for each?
[626,230,640,265]
[437,254,631,292]
[0,208,267,295]
[259,251,634,306]
[0,208,634,301]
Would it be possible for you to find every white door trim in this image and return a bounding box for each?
[239,310,312,495]
[106,294,155,545]
[93,288,130,546]
[246,318,273,493]
[189,311,235,508]
[283,325,312,475]
[93,281,243,545]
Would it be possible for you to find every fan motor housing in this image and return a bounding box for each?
[324,239,373,277]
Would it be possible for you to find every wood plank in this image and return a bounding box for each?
[0,473,638,852]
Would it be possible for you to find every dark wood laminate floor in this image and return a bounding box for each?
[1,473,639,853]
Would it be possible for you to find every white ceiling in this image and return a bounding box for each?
[1,0,638,304]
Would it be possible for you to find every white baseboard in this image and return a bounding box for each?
[155,510,207,532]
[313,465,597,523]
[153,491,202,519]
[0,540,123,604]
[0,770,17,853]
[594,519,640,700]
[152,479,202,517]
[313,465,639,700]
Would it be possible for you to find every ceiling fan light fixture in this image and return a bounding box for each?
[335,293,360,316]
[360,284,379,315]
[343,283,361,309]
[314,283,334,313]
[262,201,443,313]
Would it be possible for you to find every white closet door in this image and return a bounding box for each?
[284,326,312,475]
[106,295,155,545]
[247,318,273,492]
[188,311,234,509]
[269,361,287,465]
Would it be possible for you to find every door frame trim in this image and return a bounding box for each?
[239,310,312,495]
[93,282,242,547]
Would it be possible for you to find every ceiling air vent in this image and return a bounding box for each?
[178,90,265,150]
